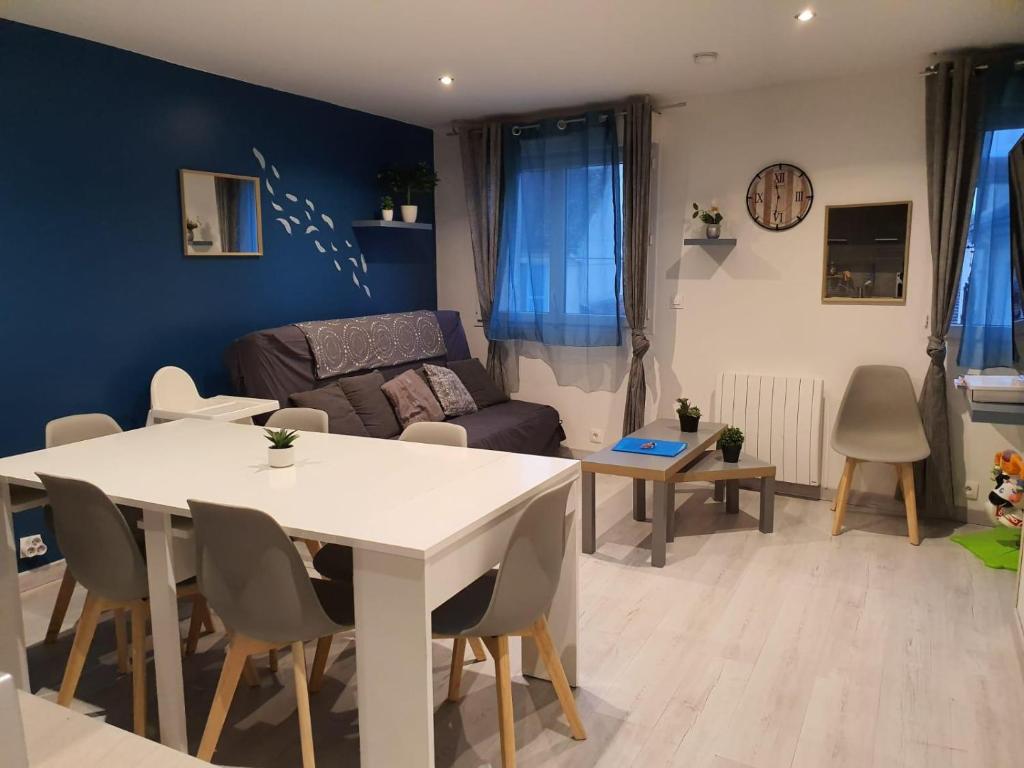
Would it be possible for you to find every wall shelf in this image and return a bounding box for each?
[964,397,1024,425]
[684,238,737,246]
[352,220,433,231]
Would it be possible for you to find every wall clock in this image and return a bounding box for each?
[746,163,814,231]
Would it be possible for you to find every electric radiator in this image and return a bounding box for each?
[713,372,824,487]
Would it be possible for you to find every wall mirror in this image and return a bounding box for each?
[180,169,262,256]
[822,201,911,304]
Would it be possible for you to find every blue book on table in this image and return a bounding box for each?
[612,437,687,457]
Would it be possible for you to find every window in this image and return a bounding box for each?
[489,112,624,348]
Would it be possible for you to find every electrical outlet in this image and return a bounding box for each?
[589,428,604,444]
[19,534,48,559]
[964,479,979,501]
[671,294,683,309]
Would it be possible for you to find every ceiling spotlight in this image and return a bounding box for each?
[795,9,815,21]
[693,52,718,65]
[438,74,454,86]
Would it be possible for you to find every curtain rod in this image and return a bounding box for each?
[920,59,1024,76]
[445,100,686,137]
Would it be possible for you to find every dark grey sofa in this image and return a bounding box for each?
[225,310,565,456]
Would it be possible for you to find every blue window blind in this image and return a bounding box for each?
[488,110,623,347]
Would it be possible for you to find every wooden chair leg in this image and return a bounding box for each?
[57,593,103,707]
[114,609,130,674]
[302,539,322,558]
[184,596,206,656]
[309,636,332,693]
[530,616,586,740]
[45,569,77,644]
[831,458,856,536]
[469,636,487,663]
[483,636,515,768]
[899,462,920,546]
[130,602,148,736]
[201,602,216,635]
[242,657,260,687]
[448,638,467,703]
[291,641,316,768]
[197,636,251,761]
[268,648,279,673]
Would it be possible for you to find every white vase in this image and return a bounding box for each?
[268,446,295,468]
[400,205,418,223]
[382,208,394,221]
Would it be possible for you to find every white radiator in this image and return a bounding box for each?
[713,372,824,487]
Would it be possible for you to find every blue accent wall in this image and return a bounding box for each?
[0,21,437,570]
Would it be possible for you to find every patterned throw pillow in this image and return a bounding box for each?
[423,364,478,417]
[380,369,446,427]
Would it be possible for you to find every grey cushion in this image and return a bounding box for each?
[337,371,401,438]
[424,364,478,417]
[289,383,369,437]
[448,358,509,409]
[381,370,445,427]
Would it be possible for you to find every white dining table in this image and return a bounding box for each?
[0,418,581,767]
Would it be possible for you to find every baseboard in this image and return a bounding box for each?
[18,558,65,594]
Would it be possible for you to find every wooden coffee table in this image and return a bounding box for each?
[581,419,725,567]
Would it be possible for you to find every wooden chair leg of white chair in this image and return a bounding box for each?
[448,638,467,703]
[469,636,487,663]
[899,462,921,546]
[530,617,586,740]
[483,636,516,768]
[832,458,856,536]
[45,569,77,644]
[114,608,130,674]
[57,593,103,708]
[130,602,148,736]
[309,636,332,693]
[291,641,316,768]
[268,648,279,673]
[197,637,251,761]
[184,596,205,656]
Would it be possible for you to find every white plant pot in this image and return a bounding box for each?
[400,205,418,223]
[382,208,394,221]
[268,446,295,468]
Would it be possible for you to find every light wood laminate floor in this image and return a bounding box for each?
[20,477,1024,767]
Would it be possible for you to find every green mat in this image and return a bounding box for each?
[951,526,1022,571]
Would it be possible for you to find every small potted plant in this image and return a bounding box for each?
[718,426,744,463]
[676,398,701,432]
[186,218,200,243]
[692,202,724,239]
[380,195,394,222]
[265,427,299,468]
[379,163,440,224]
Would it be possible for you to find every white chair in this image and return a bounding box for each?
[266,407,329,434]
[147,366,203,425]
[398,421,468,447]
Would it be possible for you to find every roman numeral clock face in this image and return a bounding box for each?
[746,163,813,231]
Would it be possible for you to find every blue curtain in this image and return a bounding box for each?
[957,55,1024,369]
[488,110,622,347]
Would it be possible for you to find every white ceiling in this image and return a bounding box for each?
[4,0,1022,128]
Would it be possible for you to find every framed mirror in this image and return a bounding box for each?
[822,201,911,304]
[179,169,262,257]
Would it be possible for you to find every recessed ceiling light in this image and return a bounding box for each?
[693,52,718,65]
[438,74,454,86]
[795,8,815,21]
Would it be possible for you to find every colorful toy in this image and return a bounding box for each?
[987,449,1024,528]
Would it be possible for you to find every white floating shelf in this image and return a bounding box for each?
[684,238,737,246]
[352,220,433,231]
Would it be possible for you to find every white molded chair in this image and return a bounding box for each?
[148,366,202,424]
[398,421,468,447]
[266,407,329,434]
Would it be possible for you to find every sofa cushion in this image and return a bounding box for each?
[337,371,401,438]
[447,358,509,409]
[424,364,478,417]
[449,400,564,456]
[288,382,369,436]
[381,370,445,428]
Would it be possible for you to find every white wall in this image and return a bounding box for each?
[434,67,1017,514]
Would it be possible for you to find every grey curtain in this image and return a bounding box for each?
[918,56,985,518]
[214,177,240,252]
[620,96,654,435]
[457,121,507,390]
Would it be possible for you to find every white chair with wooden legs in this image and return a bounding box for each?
[188,500,355,767]
[830,365,931,545]
[42,414,214,651]
[433,477,585,767]
[37,473,208,736]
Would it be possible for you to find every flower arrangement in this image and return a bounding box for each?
[692,203,723,225]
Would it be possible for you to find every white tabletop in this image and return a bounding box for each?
[0,419,578,559]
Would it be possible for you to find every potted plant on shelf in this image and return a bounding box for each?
[380,195,394,222]
[186,218,200,243]
[692,202,724,239]
[718,426,744,463]
[378,163,440,224]
[676,398,701,432]
[265,427,299,468]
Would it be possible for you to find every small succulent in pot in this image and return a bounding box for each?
[380,194,394,221]
[718,426,745,463]
[264,428,299,468]
[676,398,702,432]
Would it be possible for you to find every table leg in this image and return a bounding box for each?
[523,481,580,686]
[581,471,596,554]
[713,480,725,502]
[726,480,740,514]
[652,482,669,567]
[666,482,676,542]
[760,476,776,533]
[353,548,434,767]
[633,479,646,521]
[0,480,29,690]
[142,508,187,751]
